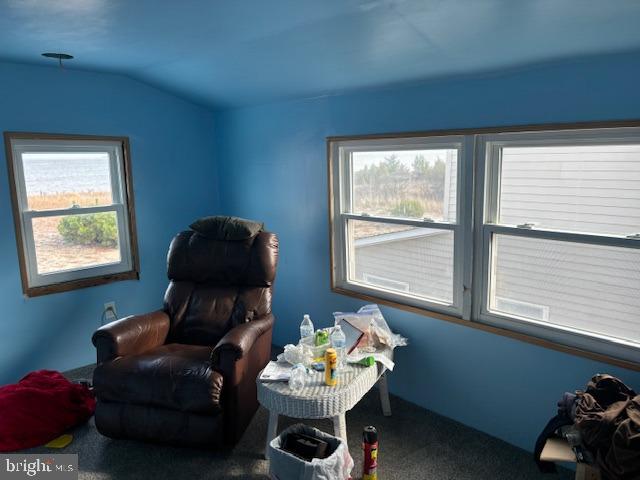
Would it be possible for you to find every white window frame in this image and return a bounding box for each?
[473,127,640,364]
[329,135,475,319]
[329,123,640,366]
[5,133,139,296]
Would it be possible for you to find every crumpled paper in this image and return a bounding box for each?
[276,343,309,365]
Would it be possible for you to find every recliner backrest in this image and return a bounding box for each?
[163,230,278,346]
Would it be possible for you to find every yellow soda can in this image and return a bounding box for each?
[325,348,338,386]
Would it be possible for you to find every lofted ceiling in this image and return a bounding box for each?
[1,0,640,108]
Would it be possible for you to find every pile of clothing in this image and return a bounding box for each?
[535,374,640,479]
[0,370,95,451]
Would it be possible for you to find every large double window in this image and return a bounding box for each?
[5,133,139,296]
[329,123,640,365]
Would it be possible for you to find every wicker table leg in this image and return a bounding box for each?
[378,372,392,416]
[332,414,347,443]
[265,410,279,460]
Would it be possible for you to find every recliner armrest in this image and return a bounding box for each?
[212,314,274,364]
[92,310,170,363]
[211,314,274,387]
[211,313,274,444]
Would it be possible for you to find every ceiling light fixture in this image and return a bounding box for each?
[41,52,74,68]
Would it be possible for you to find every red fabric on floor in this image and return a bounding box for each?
[0,370,95,452]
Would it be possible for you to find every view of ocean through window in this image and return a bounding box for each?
[21,153,120,274]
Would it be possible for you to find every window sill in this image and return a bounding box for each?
[24,269,139,297]
[332,285,640,373]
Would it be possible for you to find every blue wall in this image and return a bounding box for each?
[214,51,640,451]
[2,50,639,453]
[0,62,218,384]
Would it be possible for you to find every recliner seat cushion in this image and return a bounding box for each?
[93,344,222,414]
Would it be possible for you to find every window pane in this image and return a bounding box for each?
[32,212,121,274]
[498,144,640,236]
[22,152,113,210]
[349,219,454,304]
[351,149,457,222]
[490,234,640,345]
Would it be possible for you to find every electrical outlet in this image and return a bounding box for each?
[103,302,117,325]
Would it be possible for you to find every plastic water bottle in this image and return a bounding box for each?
[300,314,314,341]
[289,363,308,391]
[330,324,346,369]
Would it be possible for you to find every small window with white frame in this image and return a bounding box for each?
[329,134,473,317]
[4,133,139,296]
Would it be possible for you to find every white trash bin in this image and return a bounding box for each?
[269,424,354,480]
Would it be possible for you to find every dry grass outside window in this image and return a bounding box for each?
[28,191,120,274]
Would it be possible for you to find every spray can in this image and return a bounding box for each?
[324,348,338,386]
[363,426,378,480]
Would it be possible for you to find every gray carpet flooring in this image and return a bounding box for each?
[21,364,572,480]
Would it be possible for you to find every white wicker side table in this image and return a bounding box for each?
[257,351,392,459]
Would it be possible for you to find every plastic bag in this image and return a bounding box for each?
[361,304,408,348]
[277,343,310,365]
[269,424,353,480]
[333,304,407,350]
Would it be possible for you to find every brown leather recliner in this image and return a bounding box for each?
[91,224,278,447]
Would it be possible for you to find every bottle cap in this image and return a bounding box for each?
[358,356,375,367]
[363,425,378,444]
